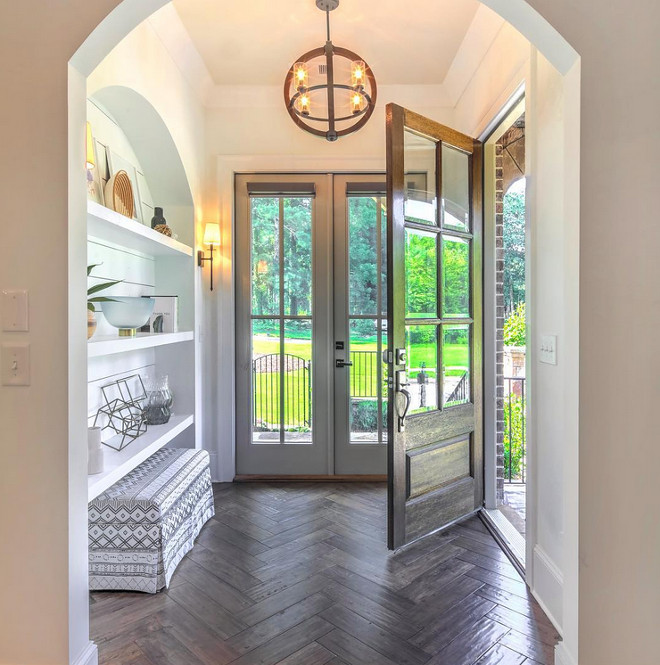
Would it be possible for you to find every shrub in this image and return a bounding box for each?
[503,302,526,347]
[504,395,525,480]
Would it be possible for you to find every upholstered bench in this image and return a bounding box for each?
[88,448,214,593]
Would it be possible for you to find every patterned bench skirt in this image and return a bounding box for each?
[89,448,215,593]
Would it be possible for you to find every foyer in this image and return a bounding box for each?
[91,483,558,665]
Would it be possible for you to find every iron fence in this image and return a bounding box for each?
[252,353,311,431]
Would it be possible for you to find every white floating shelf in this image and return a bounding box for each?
[87,200,193,257]
[88,330,194,357]
[88,414,194,501]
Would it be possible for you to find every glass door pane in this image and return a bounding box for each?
[250,195,313,445]
[347,194,388,446]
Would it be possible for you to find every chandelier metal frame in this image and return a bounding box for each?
[283,0,377,142]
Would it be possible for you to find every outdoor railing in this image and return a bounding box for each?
[504,376,526,484]
[447,371,469,405]
[350,350,379,398]
[252,353,311,431]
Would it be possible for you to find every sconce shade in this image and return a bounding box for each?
[203,223,221,247]
[85,122,95,170]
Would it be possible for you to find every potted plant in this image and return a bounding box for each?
[87,264,121,339]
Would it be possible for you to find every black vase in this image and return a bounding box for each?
[151,206,166,229]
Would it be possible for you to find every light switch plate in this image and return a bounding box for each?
[2,290,29,332]
[539,334,557,365]
[1,342,30,386]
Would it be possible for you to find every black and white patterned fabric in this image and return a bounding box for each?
[89,448,214,593]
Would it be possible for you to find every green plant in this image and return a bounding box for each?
[87,264,121,312]
[503,394,525,480]
[503,302,526,346]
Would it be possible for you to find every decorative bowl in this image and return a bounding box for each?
[100,297,155,336]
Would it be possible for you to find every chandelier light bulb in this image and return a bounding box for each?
[351,60,365,88]
[298,94,311,115]
[352,92,362,114]
[294,62,309,90]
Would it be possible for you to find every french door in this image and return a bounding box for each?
[386,104,484,549]
[235,173,387,476]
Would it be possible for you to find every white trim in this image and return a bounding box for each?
[555,641,578,665]
[531,545,564,634]
[72,641,98,665]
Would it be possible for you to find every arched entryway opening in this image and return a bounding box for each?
[64,3,580,665]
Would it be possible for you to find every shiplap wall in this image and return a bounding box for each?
[86,99,195,447]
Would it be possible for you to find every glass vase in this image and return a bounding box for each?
[144,375,173,425]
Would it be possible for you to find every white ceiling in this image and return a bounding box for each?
[172,0,481,86]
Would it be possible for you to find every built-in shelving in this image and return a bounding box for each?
[87,200,193,257]
[88,414,194,501]
[88,330,194,357]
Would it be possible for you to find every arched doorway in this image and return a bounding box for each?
[65,3,580,665]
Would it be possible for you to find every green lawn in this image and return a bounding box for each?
[252,335,469,429]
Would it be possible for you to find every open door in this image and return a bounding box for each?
[386,104,483,549]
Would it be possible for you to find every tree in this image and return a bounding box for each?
[503,188,526,316]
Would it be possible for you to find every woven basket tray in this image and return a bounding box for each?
[104,170,135,219]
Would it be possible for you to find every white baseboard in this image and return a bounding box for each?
[555,641,577,665]
[72,641,98,665]
[531,545,564,633]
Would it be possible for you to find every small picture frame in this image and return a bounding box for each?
[136,170,154,227]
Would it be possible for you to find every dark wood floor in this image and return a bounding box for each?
[90,483,559,665]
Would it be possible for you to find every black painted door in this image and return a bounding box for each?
[386,104,483,549]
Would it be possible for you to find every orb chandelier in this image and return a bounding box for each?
[284,0,377,142]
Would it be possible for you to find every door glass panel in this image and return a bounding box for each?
[442,324,470,406]
[251,197,280,315]
[250,194,314,445]
[442,236,470,318]
[404,130,437,226]
[405,324,438,414]
[348,196,378,315]
[442,144,470,232]
[347,193,388,445]
[283,198,312,316]
[349,319,379,443]
[252,318,281,442]
[405,228,437,318]
[381,201,388,315]
[284,319,312,443]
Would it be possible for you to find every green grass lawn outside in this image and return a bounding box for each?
[252,336,469,429]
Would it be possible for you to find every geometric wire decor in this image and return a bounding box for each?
[93,375,147,451]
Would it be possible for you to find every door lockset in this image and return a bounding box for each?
[395,348,407,365]
[395,369,411,432]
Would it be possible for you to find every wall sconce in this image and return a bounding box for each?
[85,121,95,170]
[198,223,221,291]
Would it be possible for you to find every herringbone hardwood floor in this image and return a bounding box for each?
[90,483,559,665]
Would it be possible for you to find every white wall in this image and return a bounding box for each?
[453,23,580,662]
[1,1,659,665]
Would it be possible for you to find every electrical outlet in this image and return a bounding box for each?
[539,334,557,365]
[2,290,29,332]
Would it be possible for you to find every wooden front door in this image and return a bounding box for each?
[386,104,484,549]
